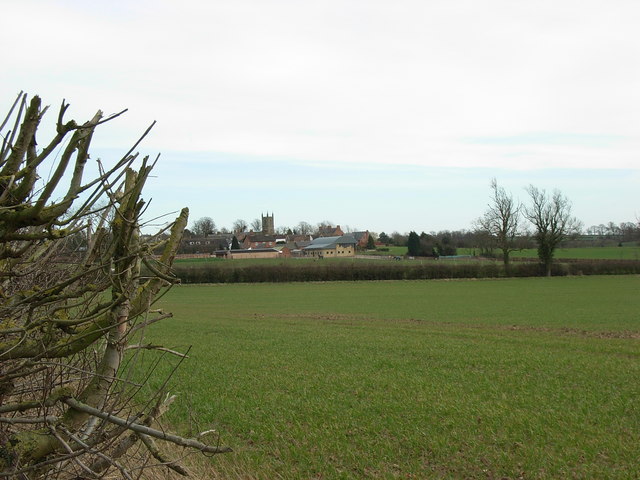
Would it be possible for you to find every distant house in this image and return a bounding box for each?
[302,235,357,258]
[179,234,233,254]
[316,225,344,237]
[351,231,370,249]
[239,233,277,249]
[277,238,312,258]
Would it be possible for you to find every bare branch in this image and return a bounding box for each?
[125,343,189,359]
[64,398,232,454]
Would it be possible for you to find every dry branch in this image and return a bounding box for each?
[0,93,226,478]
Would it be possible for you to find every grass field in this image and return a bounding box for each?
[141,276,640,479]
[511,246,640,261]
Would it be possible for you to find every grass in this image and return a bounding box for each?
[140,276,640,479]
[511,246,640,260]
[458,246,640,260]
[361,246,408,256]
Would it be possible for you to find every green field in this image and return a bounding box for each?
[511,246,640,261]
[142,276,640,479]
[456,246,640,261]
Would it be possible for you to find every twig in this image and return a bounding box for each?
[125,343,189,359]
[138,432,190,476]
[59,425,134,480]
[49,425,100,478]
[64,398,232,454]
[0,415,58,424]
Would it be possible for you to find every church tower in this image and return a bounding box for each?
[261,212,274,235]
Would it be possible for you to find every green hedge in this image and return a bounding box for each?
[170,259,640,284]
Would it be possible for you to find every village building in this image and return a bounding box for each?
[302,235,357,258]
[179,234,233,254]
[277,237,313,258]
[316,224,344,237]
[351,231,370,249]
[239,233,277,249]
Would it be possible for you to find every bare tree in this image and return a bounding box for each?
[524,185,582,276]
[232,218,248,233]
[250,218,262,232]
[296,221,313,235]
[316,220,334,230]
[0,93,229,478]
[192,216,216,237]
[476,178,521,267]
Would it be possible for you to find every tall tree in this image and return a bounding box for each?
[477,178,521,267]
[407,231,421,256]
[419,232,438,257]
[524,185,582,276]
[250,218,262,232]
[366,233,376,250]
[297,221,313,235]
[232,218,248,233]
[378,232,390,245]
[0,93,229,477]
[193,216,216,236]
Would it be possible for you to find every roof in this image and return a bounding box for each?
[352,231,369,241]
[303,235,357,250]
[243,234,276,243]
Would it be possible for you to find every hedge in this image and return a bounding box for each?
[169,259,640,284]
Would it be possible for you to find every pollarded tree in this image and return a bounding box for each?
[0,93,229,478]
[524,185,582,276]
[192,216,216,236]
[476,178,521,267]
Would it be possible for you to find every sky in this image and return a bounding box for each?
[2,0,639,235]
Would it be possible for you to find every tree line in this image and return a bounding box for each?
[377,180,637,276]
[189,218,359,238]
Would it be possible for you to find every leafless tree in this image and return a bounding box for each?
[524,185,582,276]
[296,221,313,235]
[0,93,229,478]
[316,220,334,230]
[476,178,521,267]
[192,216,216,237]
[250,218,262,232]
[232,219,248,234]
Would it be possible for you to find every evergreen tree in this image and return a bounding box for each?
[407,231,421,256]
[366,234,376,250]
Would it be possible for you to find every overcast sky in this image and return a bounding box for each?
[2,0,639,234]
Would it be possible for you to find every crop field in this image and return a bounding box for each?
[511,246,640,261]
[140,276,640,479]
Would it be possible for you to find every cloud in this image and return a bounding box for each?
[5,0,639,171]
[2,0,639,234]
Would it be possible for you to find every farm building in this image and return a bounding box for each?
[316,225,344,237]
[239,233,277,249]
[351,231,370,248]
[302,235,357,258]
[179,234,233,254]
